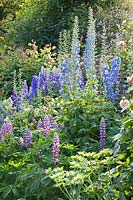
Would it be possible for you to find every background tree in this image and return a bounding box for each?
[0,0,24,42]
[5,0,130,48]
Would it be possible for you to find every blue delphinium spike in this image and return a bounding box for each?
[11,90,18,108]
[11,90,22,112]
[102,57,121,103]
[28,75,38,100]
[49,72,62,96]
[39,66,47,94]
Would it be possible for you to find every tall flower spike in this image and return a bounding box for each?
[0,118,13,142]
[17,93,22,112]
[70,16,82,92]
[84,7,95,77]
[23,129,32,148]
[28,75,38,100]
[22,80,29,98]
[99,117,106,150]
[102,58,121,103]
[1,117,13,135]
[39,66,47,94]
[52,133,60,163]
[37,120,43,130]
[11,90,18,108]
[43,116,51,136]
[49,72,62,97]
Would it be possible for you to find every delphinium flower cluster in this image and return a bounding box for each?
[11,77,29,111]
[28,67,62,100]
[84,7,95,79]
[69,16,82,92]
[48,71,62,97]
[28,75,39,100]
[99,117,106,150]
[11,90,23,112]
[102,57,121,103]
[52,133,60,163]
[39,66,47,94]
[59,16,84,95]
[0,118,13,142]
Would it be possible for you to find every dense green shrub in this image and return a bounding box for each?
[51,88,121,152]
[5,0,130,47]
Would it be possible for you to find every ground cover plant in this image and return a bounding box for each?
[0,7,133,200]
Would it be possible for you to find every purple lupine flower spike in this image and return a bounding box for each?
[37,120,43,130]
[1,118,13,134]
[22,80,29,98]
[23,129,32,148]
[52,133,60,163]
[0,118,13,142]
[51,121,58,131]
[99,117,106,150]
[0,132,4,142]
[43,116,51,136]
[36,116,59,137]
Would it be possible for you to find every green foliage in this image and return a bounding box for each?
[50,87,120,152]
[0,127,62,199]
[113,83,133,199]
[4,0,130,48]
[0,42,56,98]
[46,149,119,200]
[0,0,24,44]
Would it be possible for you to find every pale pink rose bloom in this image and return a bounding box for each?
[118,41,126,49]
[119,97,130,110]
[127,75,133,83]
